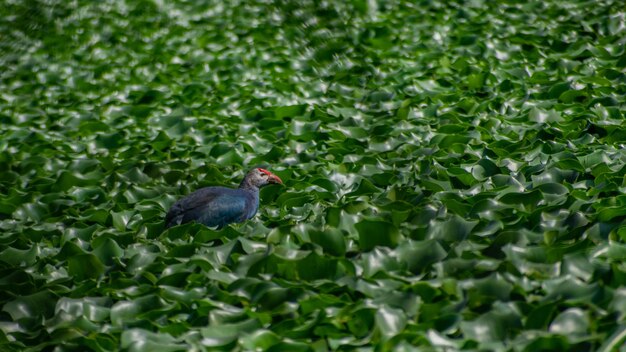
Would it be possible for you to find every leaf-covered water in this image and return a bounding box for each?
[1,0,625,351]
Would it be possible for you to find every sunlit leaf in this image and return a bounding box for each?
[121,329,188,352]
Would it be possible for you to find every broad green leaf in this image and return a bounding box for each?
[397,240,447,274]
[121,329,187,352]
[308,228,346,256]
[460,302,521,342]
[200,319,261,347]
[598,325,626,352]
[525,302,557,329]
[355,219,400,251]
[375,305,406,340]
[0,245,39,267]
[549,308,589,340]
[3,291,57,321]
[111,210,135,231]
[92,237,124,265]
[427,214,478,242]
[240,330,281,351]
[68,254,105,280]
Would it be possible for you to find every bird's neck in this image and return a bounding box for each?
[238,179,260,193]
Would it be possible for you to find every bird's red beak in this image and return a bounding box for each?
[269,173,283,184]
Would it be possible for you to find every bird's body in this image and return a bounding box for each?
[165,168,282,228]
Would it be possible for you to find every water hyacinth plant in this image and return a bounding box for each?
[1,0,625,351]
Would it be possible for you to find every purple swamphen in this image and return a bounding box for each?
[165,168,283,228]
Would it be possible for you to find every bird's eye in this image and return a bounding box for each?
[257,168,271,178]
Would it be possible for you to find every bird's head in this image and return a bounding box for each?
[242,168,283,188]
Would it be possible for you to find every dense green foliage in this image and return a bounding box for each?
[1,0,626,350]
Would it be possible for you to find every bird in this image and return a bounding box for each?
[165,168,283,228]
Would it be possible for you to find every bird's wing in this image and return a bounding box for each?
[165,187,248,228]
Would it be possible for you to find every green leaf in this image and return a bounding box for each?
[460,302,521,342]
[549,308,589,341]
[121,329,188,352]
[526,302,557,329]
[598,207,626,222]
[427,214,478,242]
[297,252,337,280]
[308,228,346,256]
[111,210,135,231]
[397,240,447,274]
[92,237,124,265]
[265,341,313,352]
[275,105,307,119]
[499,190,543,210]
[110,295,167,327]
[346,178,380,197]
[0,244,39,267]
[68,254,105,280]
[375,305,406,340]
[200,319,261,347]
[598,326,626,352]
[3,0,626,349]
[347,308,375,338]
[3,291,57,320]
[548,82,571,99]
[355,219,400,251]
[240,330,281,351]
[522,335,569,352]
